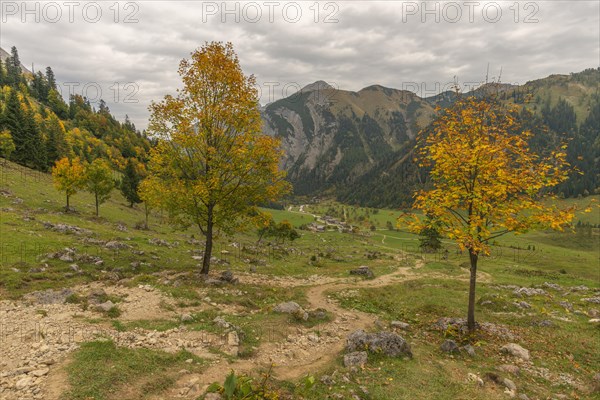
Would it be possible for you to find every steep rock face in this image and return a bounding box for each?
[261,82,435,195]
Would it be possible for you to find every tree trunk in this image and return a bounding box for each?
[201,206,214,275]
[66,193,70,210]
[95,193,99,216]
[144,202,149,230]
[467,249,478,332]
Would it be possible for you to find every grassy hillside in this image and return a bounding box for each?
[0,161,598,400]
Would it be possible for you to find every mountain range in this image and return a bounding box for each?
[1,45,597,207]
[261,69,599,206]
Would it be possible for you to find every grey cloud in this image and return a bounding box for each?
[1,0,597,129]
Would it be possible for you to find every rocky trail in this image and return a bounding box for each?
[0,253,499,400]
[167,255,426,395]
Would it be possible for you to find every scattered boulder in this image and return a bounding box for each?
[220,270,239,284]
[440,339,460,354]
[204,278,225,286]
[320,374,335,385]
[467,372,484,386]
[213,316,231,329]
[542,282,562,291]
[292,308,309,321]
[502,377,517,391]
[581,297,600,304]
[346,330,412,358]
[501,343,530,361]
[498,364,521,376]
[558,301,574,312]
[25,288,74,305]
[588,309,600,318]
[105,241,129,250]
[180,314,194,323]
[96,300,116,312]
[43,222,92,235]
[148,237,173,247]
[462,344,476,357]
[390,321,410,330]
[571,285,589,292]
[274,301,303,314]
[59,252,74,262]
[349,266,374,279]
[227,331,240,347]
[308,309,329,321]
[515,301,531,309]
[513,287,547,297]
[344,351,368,368]
[201,271,238,286]
[31,368,49,377]
[88,289,108,304]
[15,376,34,390]
[592,372,600,393]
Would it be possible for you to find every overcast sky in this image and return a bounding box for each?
[1,1,598,130]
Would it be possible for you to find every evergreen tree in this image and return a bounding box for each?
[31,71,49,102]
[2,89,26,162]
[120,158,142,206]
[47,89,68,119]
[45,66,56,89]
[0,58,6,86]
[44,114,67,165]
[542,97,577,136]
[6,47,24,87]
[124,115,136,132]
[22,106,47,170]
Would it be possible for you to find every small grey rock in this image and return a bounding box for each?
[462,344,476,357]
[440,339,460,354]
[391,321,410,330]
[502,378,517,391]
[501,343,530,361]
[96,300,115,312]
[344,351,368,368]
[180,314,194,323]
[273,301,303,314]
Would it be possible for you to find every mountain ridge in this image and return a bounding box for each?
[262,68,600,206]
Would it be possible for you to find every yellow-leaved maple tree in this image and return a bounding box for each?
[52,156,85,210]
[141,42,290,275]
[402,95,574,332]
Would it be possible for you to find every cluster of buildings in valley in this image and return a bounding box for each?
[306,215,356,233]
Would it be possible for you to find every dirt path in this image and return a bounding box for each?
[173,253,497,395]
[1,251,494,399]
[180,256,425,393]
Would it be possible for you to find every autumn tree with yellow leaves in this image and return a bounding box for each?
[141,42,290,275]
[402,95,574,332]
[52,157,86,210]
[84,158,115,217]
